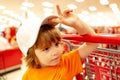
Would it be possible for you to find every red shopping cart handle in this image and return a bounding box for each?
[62,34,120,45]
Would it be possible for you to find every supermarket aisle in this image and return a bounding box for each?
[0,69,23,80]
[0,63,27,80]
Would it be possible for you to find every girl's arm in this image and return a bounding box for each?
[73,20,98,58]
[52,5,98,58]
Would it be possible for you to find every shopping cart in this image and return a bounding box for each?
[62,34,120,80]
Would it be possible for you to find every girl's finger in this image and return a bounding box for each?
[56,5,62,16]
[64,9,73,14]
[50,18,61,23]
[63,9,73,15]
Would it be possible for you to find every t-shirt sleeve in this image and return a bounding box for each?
[22,72,28,80]
[62,49,83,76]
[22,69,30,80]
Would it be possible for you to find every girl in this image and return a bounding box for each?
[16,5,98,80]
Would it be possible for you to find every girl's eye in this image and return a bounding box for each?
[55,43,59,47]
[43,47,49,51]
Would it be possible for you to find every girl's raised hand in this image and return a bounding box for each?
[52,5,80,27]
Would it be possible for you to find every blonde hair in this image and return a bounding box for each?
[25,24,61,68]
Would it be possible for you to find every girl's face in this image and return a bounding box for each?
[35,41,64,68]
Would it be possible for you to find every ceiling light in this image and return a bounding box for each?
[75,0,84,2]
[22,2,34,8]
[20,6,28,11]
[109,3,119,14]
[109,3,118,8]
[67,4,77,9]
[42,2,53,7]
[100,0,109,5]
[111,8,119,14]
[88,6,97,11]
[81,10,89,15]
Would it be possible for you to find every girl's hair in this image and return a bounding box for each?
[25,24,61,68]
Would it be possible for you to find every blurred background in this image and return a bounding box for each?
[0,0,120,80]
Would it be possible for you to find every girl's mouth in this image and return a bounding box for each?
[51,56,60,61]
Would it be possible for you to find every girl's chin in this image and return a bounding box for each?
[50,60,60,66]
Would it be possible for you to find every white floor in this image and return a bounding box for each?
[0,69,23,80]
[0,63,27,80]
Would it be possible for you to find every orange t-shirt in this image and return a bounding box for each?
[22,49,83,80]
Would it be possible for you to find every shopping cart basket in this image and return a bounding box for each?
[62,34,120,80]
